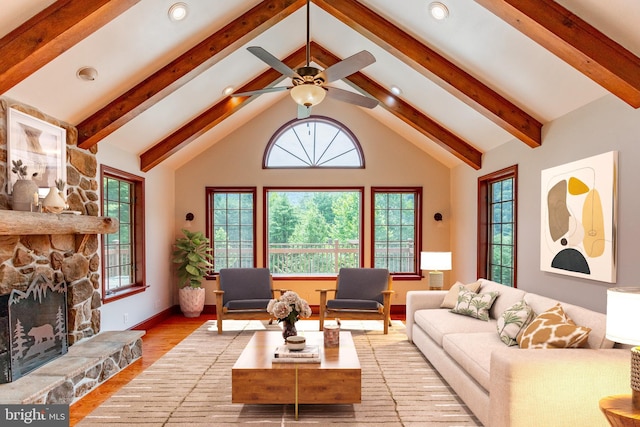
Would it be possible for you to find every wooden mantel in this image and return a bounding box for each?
[0,210,118,235]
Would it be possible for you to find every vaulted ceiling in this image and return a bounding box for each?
[2,0,640,171]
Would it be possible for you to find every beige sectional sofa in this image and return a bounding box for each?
[406,278,631,427]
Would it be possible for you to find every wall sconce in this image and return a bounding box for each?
[184,212,194,228]
[420,251,452,290]
[434,212,443,221]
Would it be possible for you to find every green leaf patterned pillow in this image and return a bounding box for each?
[496,300,535,346]
[450,289,500,321]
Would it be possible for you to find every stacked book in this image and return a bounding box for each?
[272,345,320,363]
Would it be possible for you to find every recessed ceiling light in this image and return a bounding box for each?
[222,86,234,96]
[169,2,188,21]
[76,66,98,81]
[390,85,403,96]
[429,2,449,20]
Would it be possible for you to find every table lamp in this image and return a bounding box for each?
[605,287,640,409]
[420,252,452,290]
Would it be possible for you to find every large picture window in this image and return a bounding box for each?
[264,188,363,276]
[372,188,422,276]
[478,165,517,287]
[101,166,145,301]
[207,187,256,271]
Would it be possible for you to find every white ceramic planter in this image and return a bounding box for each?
[178,287,206,317]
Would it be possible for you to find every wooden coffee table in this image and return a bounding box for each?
[232,331,361,417]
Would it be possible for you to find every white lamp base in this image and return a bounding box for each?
[428,271,444,290]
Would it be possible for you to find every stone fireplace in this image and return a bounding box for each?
[0,98,143,403]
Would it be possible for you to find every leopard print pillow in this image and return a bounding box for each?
[517,303,591,349]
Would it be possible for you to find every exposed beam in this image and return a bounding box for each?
[77,0,306,149]
[311,43,482,170]
[141,43,482,171]
[474,0,640,108]
[313,0,542,148]
[0,0,140,94]
[139,47,308,172]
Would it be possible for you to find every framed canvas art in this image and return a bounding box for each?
[7,108,66,193]
[540,151,618,283]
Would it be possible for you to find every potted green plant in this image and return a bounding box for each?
[172,228,214,317]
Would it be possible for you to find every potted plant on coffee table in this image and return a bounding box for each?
[172,228,214,317]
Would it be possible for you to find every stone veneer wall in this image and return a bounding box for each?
[0,97,102,345]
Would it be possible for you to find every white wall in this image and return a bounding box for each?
[97,144,176,330]
[451,94,640,313]
[174,96,452,306]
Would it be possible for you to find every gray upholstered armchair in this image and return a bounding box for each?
[317,268,394,334]
[213,268,281,334]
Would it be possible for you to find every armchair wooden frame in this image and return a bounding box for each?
[317,272,394,334]
[213,269,285,334]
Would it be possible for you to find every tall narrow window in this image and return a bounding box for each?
[372,188,422,276]
[101,166,145,301]
[207,187,256,271]
[478,165,517,287]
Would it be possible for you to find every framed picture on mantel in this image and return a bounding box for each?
[7,108,66,194]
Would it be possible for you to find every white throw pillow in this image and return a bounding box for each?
[497,300,535,346]
[450,288,499,321]
[440,280,481,309]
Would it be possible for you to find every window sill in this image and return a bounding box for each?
[103,285,147,303]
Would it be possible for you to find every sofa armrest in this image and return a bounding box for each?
[405,290,447,342]
[489,348,630,427]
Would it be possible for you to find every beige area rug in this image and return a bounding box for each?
[77,320,482,426]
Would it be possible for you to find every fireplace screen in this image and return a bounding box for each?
[0,274,68,383]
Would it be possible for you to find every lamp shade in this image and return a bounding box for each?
[290,84,326,107]
[420,252,452,271]
[606,287,640,345]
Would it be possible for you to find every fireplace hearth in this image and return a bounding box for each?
[0,273,67,383]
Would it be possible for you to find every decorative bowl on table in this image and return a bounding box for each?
[286,335,306,351]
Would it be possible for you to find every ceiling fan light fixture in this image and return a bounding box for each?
[429,2,449,20]
[222,86,234,96]
[290,84,326,107]
[168,2,188,21]
[390,85,403,96]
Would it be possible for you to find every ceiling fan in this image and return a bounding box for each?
[232,0,378,119]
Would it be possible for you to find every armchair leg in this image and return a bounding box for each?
[318,291,328,331]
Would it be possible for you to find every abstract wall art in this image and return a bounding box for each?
[540,151,618,283]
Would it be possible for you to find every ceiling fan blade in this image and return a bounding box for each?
[297,104,312,119]
[231,86,290,97]
[247,46,300,79]
[326,87,378,109]
[322,50,376,83]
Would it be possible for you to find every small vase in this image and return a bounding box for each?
[282,320,297,341]
[11,179,39,211]
[42,186,66,213]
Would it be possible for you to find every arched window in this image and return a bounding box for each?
[264,116,364,168]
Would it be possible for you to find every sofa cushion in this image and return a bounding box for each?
[414,309,497,346]
[451,289,500,321]
[497,300,535,346]
[443,332,517,391]
[440,281,481,308]
[517,303,591,349]
[524,293,614,349]
[477,279,527,320]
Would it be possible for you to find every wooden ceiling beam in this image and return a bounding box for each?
[0,0,140,94]
[139,47,308,172]
[474,0,640,108]
[311,43,482,170]
[77,0,306,149]
[313,0,542,148]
